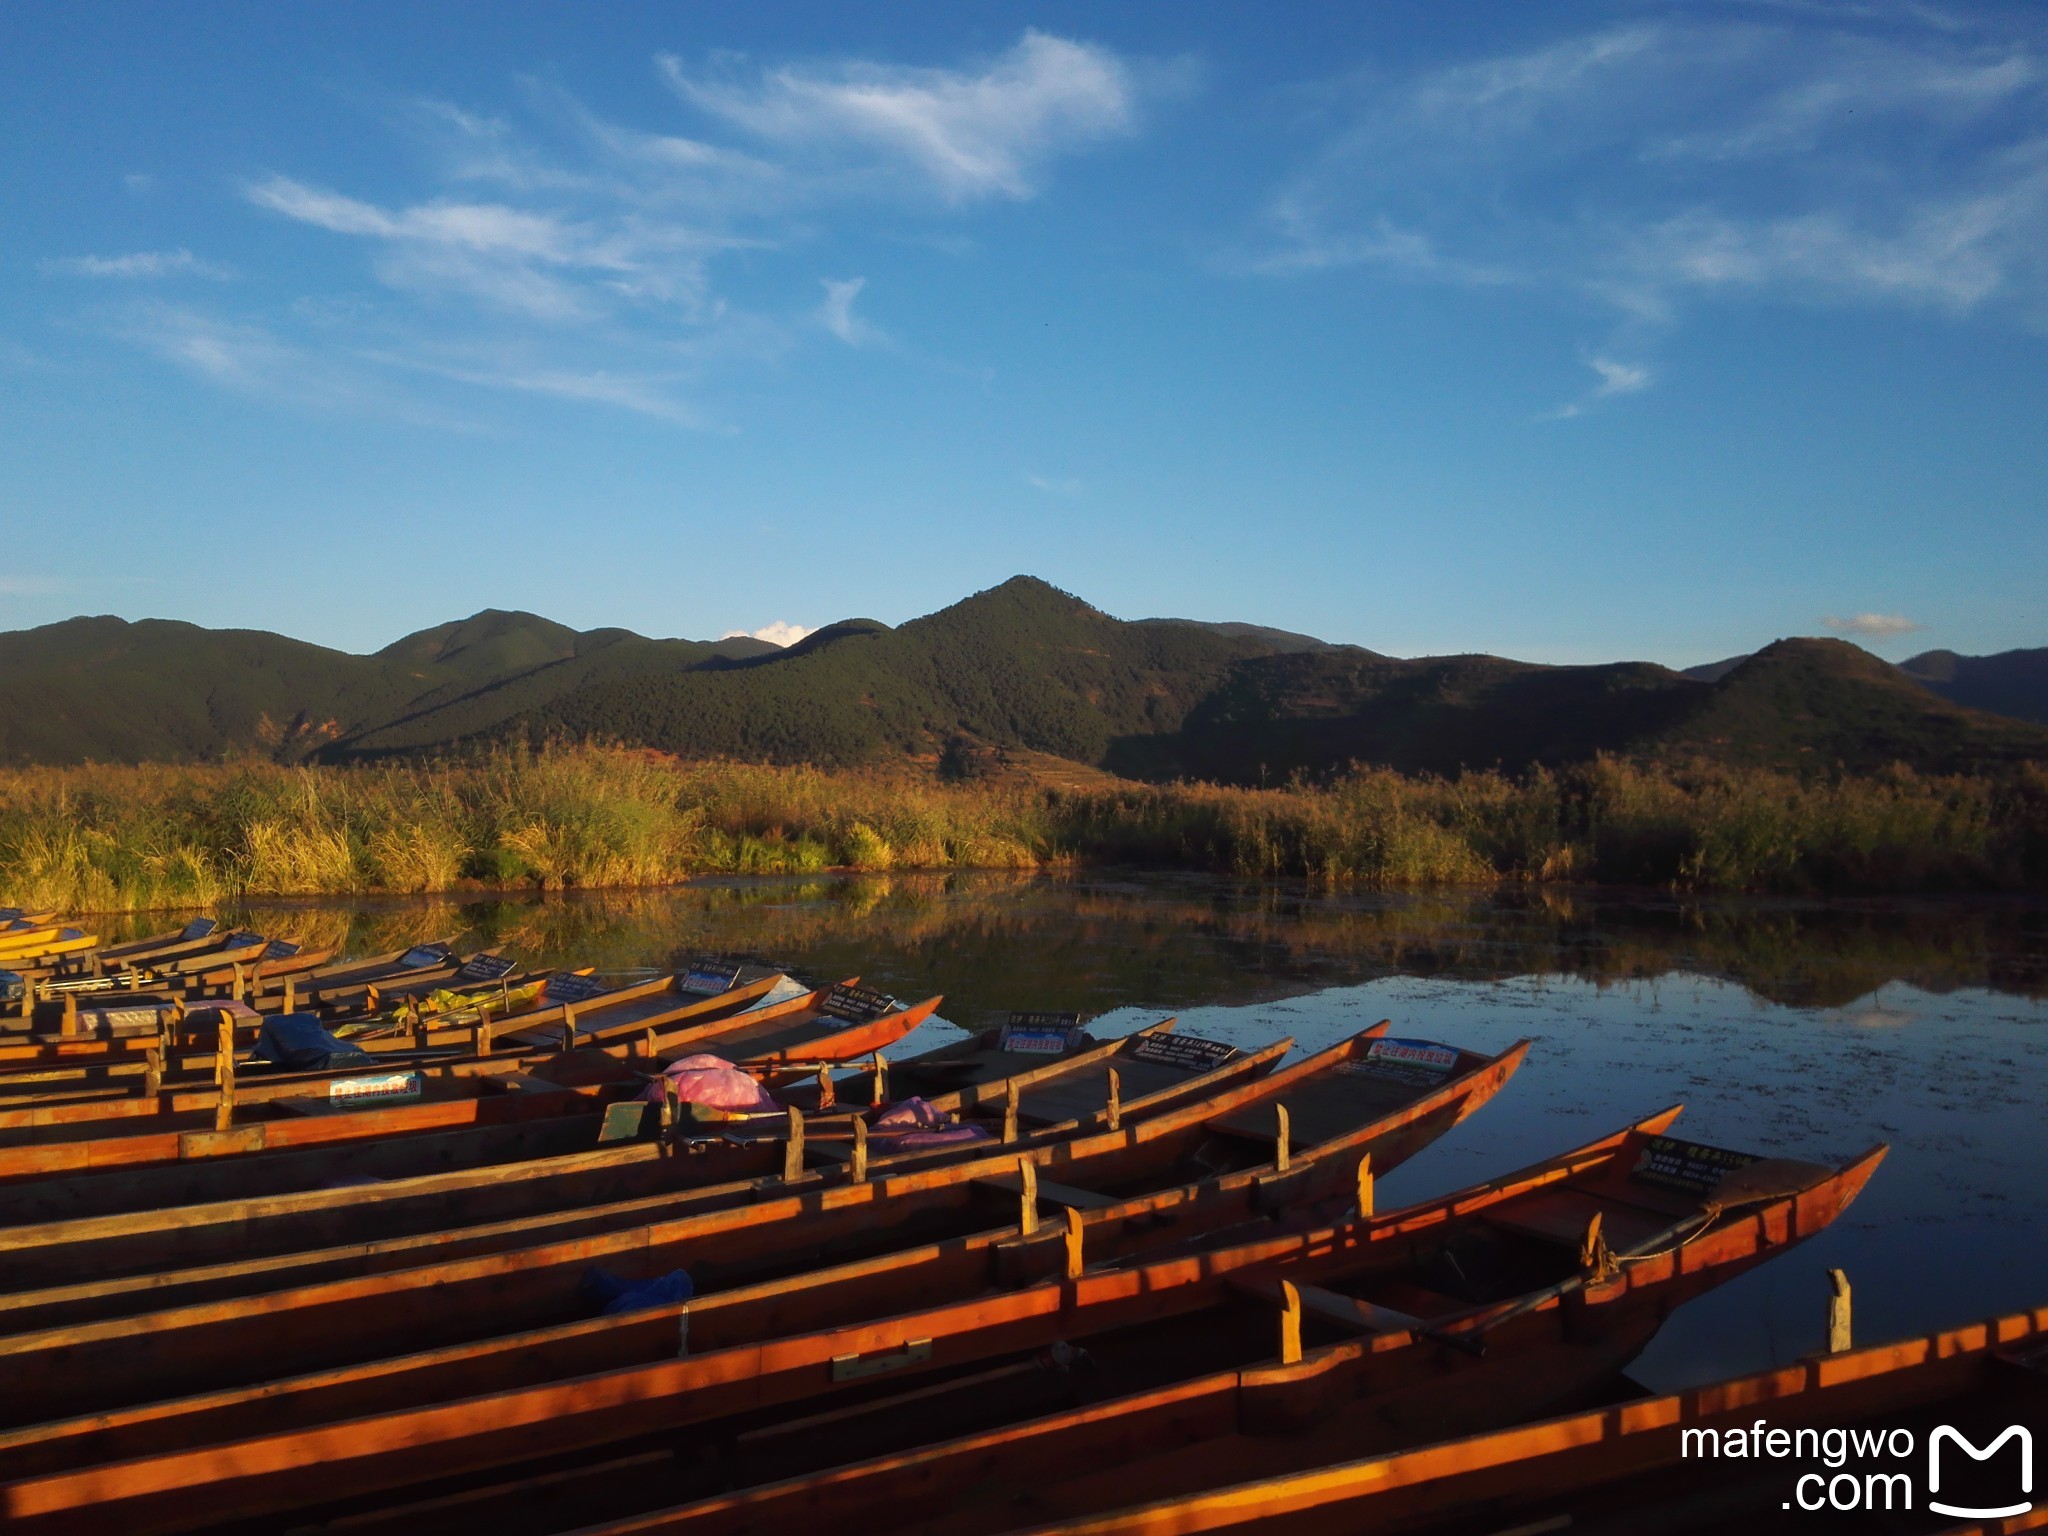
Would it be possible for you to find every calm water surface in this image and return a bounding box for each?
[183,871,2048,1394]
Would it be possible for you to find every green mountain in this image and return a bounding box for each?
[1150,637,2048,780]
[481,577,1301,766]
[1657,639,2048,773]
[1689,645,2048,729]
[0,609,768,765]
[4,581,2043,779]
[1898,647,2048,727]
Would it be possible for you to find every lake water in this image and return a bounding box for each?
[189,871,2048,1393]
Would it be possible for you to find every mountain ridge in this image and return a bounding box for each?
[4,581,2044,779]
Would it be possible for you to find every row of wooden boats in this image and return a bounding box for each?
[0,904,1992,1535]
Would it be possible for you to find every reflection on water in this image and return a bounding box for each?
[159,869,2048,1016]
[127,871,2048,1391]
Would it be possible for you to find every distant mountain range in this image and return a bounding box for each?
[4,576,2044,780]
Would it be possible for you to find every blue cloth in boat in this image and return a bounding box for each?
[251,1012,375,1071]
[580,1267,695,1315]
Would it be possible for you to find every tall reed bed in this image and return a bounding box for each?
[0,749,2041,912]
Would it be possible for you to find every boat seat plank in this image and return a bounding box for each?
[1359,1279,1470,1320]
[502,993,668,1048]
[1013,1058,1189,1126]
[1206,1066,1421,1148]
[971,1172,1118,1210]
[1485,1186,1684,1253]
[1226,1275,1428,1336]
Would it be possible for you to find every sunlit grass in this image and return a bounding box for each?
[0,748,2040,912]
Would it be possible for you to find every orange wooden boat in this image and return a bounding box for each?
[500,1114,1886,1536]
[887,1304,2048,1536]
[0,1026,1524,1492]
[0,1016,1274,1327]
[0,1011,1248,1295]
[15,938,492,1036]
[0,1104,1877,1536]
[27,918,226,982]
[0,985,934,1224]
[0,923,98,969]
[0,959,776,1088]
[0,970,793,1126]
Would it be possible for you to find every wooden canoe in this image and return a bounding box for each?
[0,1103,1875,1536]
[0,1026,1523,1479]
[69,920,222,968]
[0,1011,1242,1292]
[0,971,794,1125]
[902,1305,2048,1536]
[0,1015,1207,1326]
[0,987,936,1220]
[0,961,776,1088]
[0,1015,1266,1322]
[23,942,342,1025]
[456,1114,1886,1536]
[0,925,98,968]
[33,941,508,1021]
[27,924,225,984]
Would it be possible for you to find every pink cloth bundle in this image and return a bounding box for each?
[639,1053,779,1111]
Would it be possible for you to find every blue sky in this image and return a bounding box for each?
[3,1,2044,666]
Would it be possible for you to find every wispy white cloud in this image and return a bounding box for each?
[817,277,880,346]
[372,349,714,427]
[1824,612,1924,638]
[117,304,479,428]
[1539,353,1654,419]
[721,620,813,647]
[0,576,63,597]
[1026,473,1083,496]
[246,175,667,322]
[1588,356,1651,396]
[115,31,1150,429]
[660,30,1139,202]
[43,249,233,280]
[1248,12,2048,394]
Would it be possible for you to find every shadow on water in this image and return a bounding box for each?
[113,870,2048,1393]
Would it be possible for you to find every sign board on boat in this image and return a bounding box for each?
[998,1014,1086,1054]
[544,972,610,1005]
[330,1071,424,1105]
[81,1005,163,1038]
[1127,1032,1239,1072]
[223,932,264,949]
[1341,1037,1460,1086]
[819,984,897,1024]
[399,944,452,969]
[180,918,218,941]
[1632,1135,1761,1195]
[262,939,301,961]
[679,959,743,996]
[452,952,517,986]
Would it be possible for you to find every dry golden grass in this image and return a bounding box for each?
[0,747,2041,912]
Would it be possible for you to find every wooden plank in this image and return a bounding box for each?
[973,1172,1118,1211]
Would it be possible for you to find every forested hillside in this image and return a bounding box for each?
[5,578,2045,781]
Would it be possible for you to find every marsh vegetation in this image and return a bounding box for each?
[4,746,2043,912]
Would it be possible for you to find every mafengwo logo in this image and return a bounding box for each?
[1681,1420,2033,1516]
[1929,1425,2032,1520]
